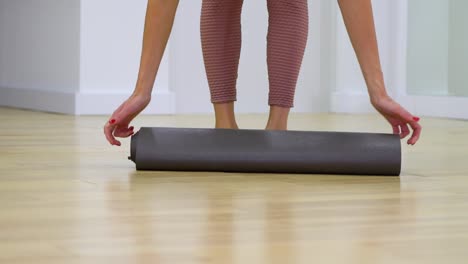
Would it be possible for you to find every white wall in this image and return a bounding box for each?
[0,0,173,114]
[394,0,468,119]
[77,0,173,115]
[337,0,394,94]
[0,0,80,92]
[328,0,468,119]
[0,0,396,116]
[331,0,398,113]
[406,0,468,98]
[170,0,324,114]
[295,0,326,113]
[448,0,468,97]
[406,0,449,96]
[2,0,464,117]
[0,1,6,84]
[0,0,80,113]
[80,0,148,93]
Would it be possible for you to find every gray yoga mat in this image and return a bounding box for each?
[129,127,401,176]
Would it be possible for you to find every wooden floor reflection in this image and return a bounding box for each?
[0,107,467,264]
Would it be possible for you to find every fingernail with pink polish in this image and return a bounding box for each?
[109,119,116,124]
[413,117,420,122]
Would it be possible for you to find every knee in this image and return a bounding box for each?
[268,0,308,17]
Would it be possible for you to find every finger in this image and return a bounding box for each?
[394,107,420,142]
[109,102,137,129]
[402,111,421,124]
[104,121,121,146]
[407,121,422,145]
[392,124,400,135]
[114,126,135,138]
[396,106,417,123]
[400,123,410,139]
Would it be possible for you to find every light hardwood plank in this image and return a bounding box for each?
[1,107,467,264]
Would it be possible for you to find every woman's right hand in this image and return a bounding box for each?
[371,95,422,145]
[104,93,151,146]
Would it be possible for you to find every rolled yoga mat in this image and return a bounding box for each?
[129,127,401,176]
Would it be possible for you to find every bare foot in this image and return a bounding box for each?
[216,122,239,129]
[265,125,287,130]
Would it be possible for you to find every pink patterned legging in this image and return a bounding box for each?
[201,0,309,108]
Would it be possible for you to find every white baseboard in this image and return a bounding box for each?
[0,87,175,115]
[0,87,76,114]
[331,91,468,120]
[397,95,468,120]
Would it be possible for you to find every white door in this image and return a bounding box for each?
[329,0,468,120]
[397,0,468,119]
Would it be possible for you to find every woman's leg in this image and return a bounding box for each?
[266,0,309,130]
[201,0,244,129]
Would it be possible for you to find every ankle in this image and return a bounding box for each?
[213,102,238,129]
[266,106,290,130]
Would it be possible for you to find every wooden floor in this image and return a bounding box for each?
[1,107,467,264]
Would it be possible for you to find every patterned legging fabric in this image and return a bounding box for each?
[201,0,309,108]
